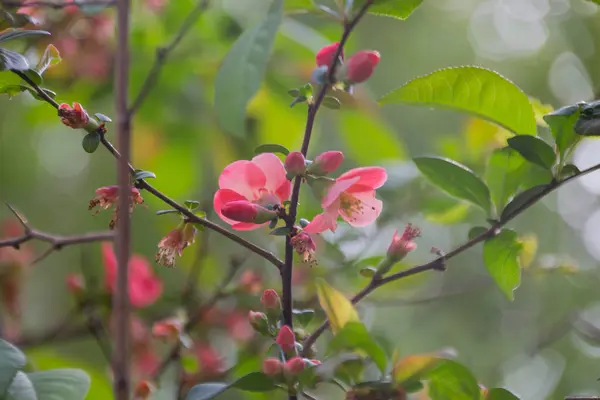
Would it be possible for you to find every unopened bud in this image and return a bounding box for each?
[276,325,296,353]
[248,311,269,335]
[262,357,283,377]
[316,42,343,68]
[284,152,307,178]
[342,51,381,84]
[284,356,306,377]
[307,151,344,176]
[221,201,277,224]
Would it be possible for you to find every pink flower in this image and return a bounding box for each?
[290,231,317,265]
[304,167,387,233]
[58,102,89,129]
[155,223,197,267]
[387,224,420,262]
[262,358,283,377]
[214,153,291,230]
[316,42,343,67]
[66,273,85,294]
[345,51,381,83]
[196,344,224,378]
[308,151,344,176]
[238,270,262,294]
[152,317,183,339]
[89,186,144,230]
[221,201,277,224]
[276,325,296,353]
[225,311,254,342]
[102,242,162,308]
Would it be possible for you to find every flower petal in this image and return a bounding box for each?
[219,160,266,200]
[214,189,248,226]
[322,176,360,208]
[252,153,288,193]
[275,180,292,203]
[130,274,162,308]
[102,242,116,291]
[340,191,383,227]
[337,167,387,189]
[304,210,339,233]
[231,222,268,231]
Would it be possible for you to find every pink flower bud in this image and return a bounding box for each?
[152,317,183,339]
[66,274,85,294]
[133,380,156,400]
[262,357,283,377]
[261,289,281,310]
[284,357,306,376]
[284,152,306,177]
[248,311,269,335]
[345,51,381,83]
[308,151,344,176]
[221,201,277,224]
[58,102,89,129]
[387,224,420,262]
[316,42,343,67]
[276,325,296,353]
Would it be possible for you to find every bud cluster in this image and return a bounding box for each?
[312,42,381,85]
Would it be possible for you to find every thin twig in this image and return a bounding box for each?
[0,0,115,8]
[113,0,132,397]
[128,0,210,116]
[301,161,600,355]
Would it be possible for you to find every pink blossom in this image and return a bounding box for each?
[58,102,89,129]
[196,344,224,378]
[152,317,183,339]
[155,223,197,267]
[316,42,343,67]
[102,242,162,308]
[304,167,387,233]
[387,224,420,262]
[66,273,85,294]
[238,270,262,294]
[345,51,381,83]
[214,153,291,230]
[89,186,144,230]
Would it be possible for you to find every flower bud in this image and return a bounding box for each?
[152,317,184,339]
[65,273,85,295]
[284,356,306,377]
[261,289,281,310]
[133,380,156,400]
[316,42,343,67]
[221,201,277,224]
[307,151,344,176]
[284,152,306,178]
[344,51,380,83]
[248,311,269,335]
[262,357,283,377]
[387,224,420,263]
[276,325,296,353]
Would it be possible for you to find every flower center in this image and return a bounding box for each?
[339,192,364,221]
[255,189,280,209]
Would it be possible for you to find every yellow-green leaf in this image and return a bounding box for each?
[392,352,442,383]
[315,278,359,334]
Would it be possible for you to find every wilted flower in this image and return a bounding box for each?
[155,223,197,267]
[387,224,420,263]
[214,153,291,230]
[304,167,387,233]
[290,231,317,265]
[58,102,89,129]
[89,185,144,230]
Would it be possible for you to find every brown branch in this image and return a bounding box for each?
[301,161,600,355]
[113,0,132,397]
[128,0,210,116]
[0,0,115,8]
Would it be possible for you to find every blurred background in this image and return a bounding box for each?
[2,0,600,398]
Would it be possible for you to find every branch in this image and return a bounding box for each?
[301,161,600,355]
[128,0,210,116]
[0,0,115,8]
[113,0,132,397]
[11,69,285,271]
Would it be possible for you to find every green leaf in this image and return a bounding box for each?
[27,369,90,400]
[0,339,27,394]
[156,209,180,216]
[292,309,315,327]
[392,351,444,384]
[315,278,360,334]
[35,44,61,75]
[6,371,36,400]
[184,200,201,210]
[468,226,488,240]
[482,229,523,300]
[500,184,549,222]
[353,0,423,20]
[0,29,50,44]
[506,135,556,170]
[81,132,100,153]
[22,69,42,85]
[559,164,580,180]
[543,104,581,160]
[574,100,600,136]
[269,226,291,236]
[414,156,492,214]
[427,360,480,400]
[254,143,290,156]
[322,96,341,109]
[0,10,37,29]
[360,266,377,277]
[486,388,520,400]
[186,373,276,399]
[0,84,28,98]
[380,66,536,135]
[485,148,528,213]
[94,113,112,123]
[134,170,157,180]
[0,48,29,71]
[214,0,283,137]
[288,89,300,97]
[327,321,387,373]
